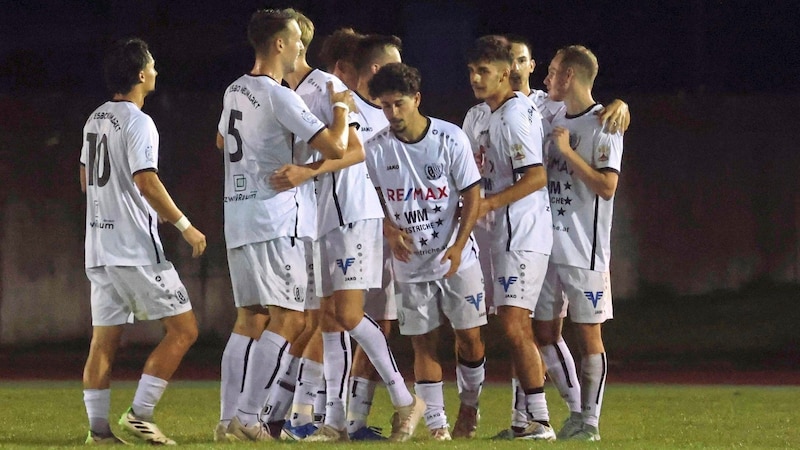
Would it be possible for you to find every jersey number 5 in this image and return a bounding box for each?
[227,109,243,163]
[86,132,110,187]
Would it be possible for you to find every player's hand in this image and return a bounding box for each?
[597,99,630,134]
[474,146,486,172]
[182,226,206,258]
[551,126,571,154]
[328,81,358,113]
[440,245,462,278]
[384,220,412,263]
[270,164,313,191]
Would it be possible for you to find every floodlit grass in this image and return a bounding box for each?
[0,381,797,448]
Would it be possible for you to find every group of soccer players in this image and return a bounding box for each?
[79,6,627,445]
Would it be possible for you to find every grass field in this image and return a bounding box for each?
[0,381,797,448]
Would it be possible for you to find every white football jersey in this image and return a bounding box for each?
[365,117,481,283]
[546,103,623,271]
[80,100,165,268]
[218,74,325,249]
[462,93,552,255]
[308,88,384,237]
[528,88,565,125]
[353,91,390,141]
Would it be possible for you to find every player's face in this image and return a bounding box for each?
[509,43,534,91]
[468,60,507,100]
[282,20,305,74]
[379,91,419,134]
[141,52,157,94]
[544,54,568,101]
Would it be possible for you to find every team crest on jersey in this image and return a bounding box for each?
[424,163,445,180]
[508,143,525,160]
[301,110,319,125]
[569,134,582,150]
[597,145,610,162]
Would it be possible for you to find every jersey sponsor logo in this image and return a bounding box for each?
[145,145,154,162]
[386,164,399,170]
[385,186,449,201]
[465,292,484,311]
[424,163,445,180]
[584,291,604,308]
[498,276,518,292]
[597,144,610,162]
[336,257,355,275]
[301,110,319,125]
[361,126,373,133]
[89,221,115,230]
[404,208,428,224]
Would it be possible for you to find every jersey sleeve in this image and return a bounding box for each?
[126,113,159,174]
[450,129,482,192]
[461,106,481,154]
[593,130,623,173]
[272,87,327,144]
[497,102,544,172]
[363,137,382,189]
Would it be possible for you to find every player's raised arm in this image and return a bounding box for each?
[550,126,619,200]
[305,81,358,160]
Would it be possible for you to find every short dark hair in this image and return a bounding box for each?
[368,62,421,99]
[247,8,294,52]
[466,35,512,65]
[353,34,402,73]
[103,38,150,95]
[505,34,533,56]
[318,27,363,72]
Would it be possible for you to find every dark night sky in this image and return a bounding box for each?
[1,0,798,97]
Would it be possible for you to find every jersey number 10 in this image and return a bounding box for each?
[86,132,110,187]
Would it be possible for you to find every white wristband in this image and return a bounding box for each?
[332,102,349,114]
[174,215,191,232]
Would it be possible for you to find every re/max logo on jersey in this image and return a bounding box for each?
[336,257,355,275]
[384,186,448,201]
[465,293,483,311]
[498,276,518,292]
[584,291,604,308]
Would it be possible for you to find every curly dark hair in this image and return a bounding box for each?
[368,62,421,99]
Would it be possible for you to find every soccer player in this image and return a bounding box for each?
[503,34,632,437]
[215,9,357,442]
[536,44,624,441]
[278,11,365,441]
[462,35,555,440]
[80,37,206,445]
[269,31,425,445]
[365,62,486,441]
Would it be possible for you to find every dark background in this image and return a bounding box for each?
[1,1,799,374]
[3,0,798,97]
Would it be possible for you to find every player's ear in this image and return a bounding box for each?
[413,92,421,107]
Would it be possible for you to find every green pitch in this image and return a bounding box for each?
[0,381,797,448]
